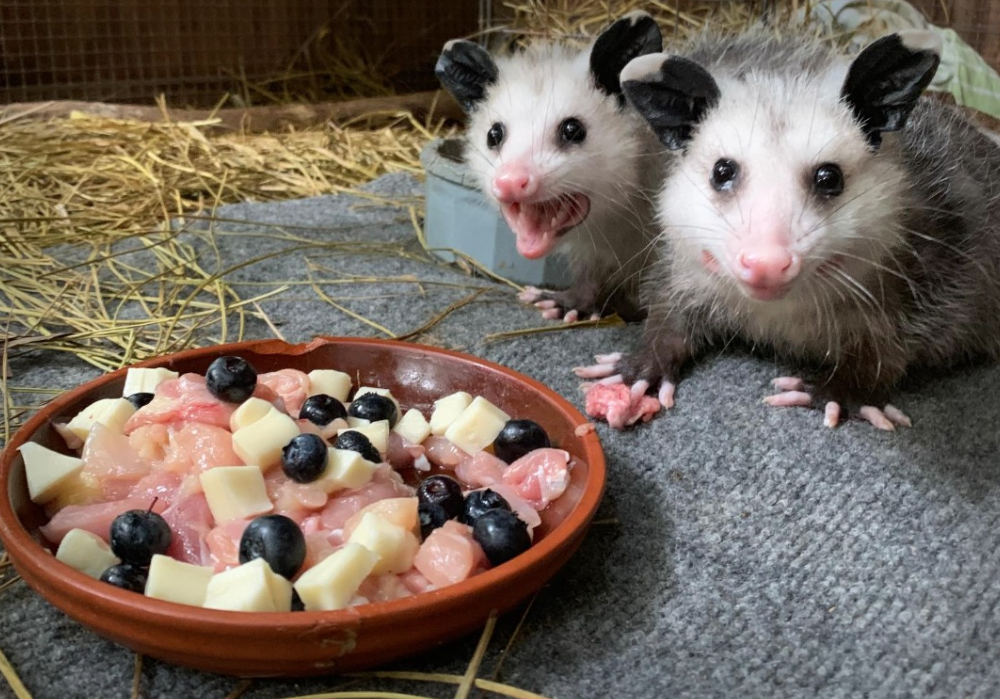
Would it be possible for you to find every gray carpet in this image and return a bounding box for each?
[3,173,1000,699]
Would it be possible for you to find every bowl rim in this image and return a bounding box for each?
[0,335,606,631]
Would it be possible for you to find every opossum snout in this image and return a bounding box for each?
[492,165,539,203]
[732,246,801,300]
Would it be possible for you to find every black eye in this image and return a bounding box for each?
[558,117,586,145]
[710,159,739,192]
[487,123,505,150]
[813,163,844,197]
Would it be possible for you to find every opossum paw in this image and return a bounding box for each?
[519,286,604,322]
[764,376,912,430]
[575,353,672,429]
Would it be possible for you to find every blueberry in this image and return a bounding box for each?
[459,488,511,526]
[281,433,328,483]
[418,502,451,540]
[348,392,398,426]
[416,475,464,520]
[126,392,155,410]
[333,430,382,464]
[493,419,551,463]
[472,509,531,566]
[109,509,172,566]
[205,355,257,403]
[100,563,148,593]
[239,514,307,579]
[299,394,347,426]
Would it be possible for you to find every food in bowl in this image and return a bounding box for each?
[24,354,579,613]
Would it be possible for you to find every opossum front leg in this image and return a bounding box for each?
[572,310,695,429]
[763,344,911,430]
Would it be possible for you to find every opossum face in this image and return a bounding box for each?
[435,12,661,260]
[660,76,901,302]
[622,32,940,303]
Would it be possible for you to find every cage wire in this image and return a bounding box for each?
[0,1,998,107]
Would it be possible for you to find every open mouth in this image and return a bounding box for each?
[500,194,591,259]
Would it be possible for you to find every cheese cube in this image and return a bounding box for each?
[337,420,389,456]
[429,391,472,436]
[353,386,401,423]
[293,542,379,611]
[229,397,275,432]
[347,512,419,575]
[231,407,299,471]
[18,442,85,504]
[444,396,511,456]
[63,398,137,443]
[55,528,119,579]
[346,416,371,429]
[320,448,378,492]
[145,554,214,606]
[122,367,178,397]
[200,465,274,523]
[308,369,352,402]
[393,408,431,445]
[203,558,293,612]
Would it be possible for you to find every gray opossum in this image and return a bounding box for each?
[577,30,1000,429]
[434,11,664,322]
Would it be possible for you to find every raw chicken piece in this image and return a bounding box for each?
[413,520,486,587]
[257,369,311,418]
[81,423,150,499]
[128,471,183,503]
[160,422,243,475]
[40,497,168,545]
[501,448,571,509]
[318,466,415,542]
[301,529,337,571]
[583,382,660,429]
[358,574,414,603]
[455,451,507,488]
[205,519,250,571]
[124,374,236,433]
[160,493,214,565]
[128,424,171,467]
[485,483,542,532]
[422,436,470,469]
[386,432,426,471]
[399,568,436,595]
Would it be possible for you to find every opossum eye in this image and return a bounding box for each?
[813,163,844,197]
[710,159,739,192]
[487,123,505,150]
[558,117,587,146]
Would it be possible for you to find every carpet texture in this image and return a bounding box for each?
[3,173,1000,699]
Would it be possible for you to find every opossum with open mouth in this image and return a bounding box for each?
[576,29,1000,430]
[435,11,665,322]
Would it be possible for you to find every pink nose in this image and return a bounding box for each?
[492,167,538,203]
[737,247,800,288]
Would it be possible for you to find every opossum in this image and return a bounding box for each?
[434,11,665,322]
[576,30,1000,430]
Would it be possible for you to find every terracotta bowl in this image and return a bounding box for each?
[0,336,605,677]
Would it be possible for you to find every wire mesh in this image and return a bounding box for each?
[0,0,480,107]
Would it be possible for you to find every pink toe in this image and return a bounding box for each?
[763,390,813,407]
[859,406,895,431]
[541,308,562,320]
[883,404,912,427]
[563,310,580,323]
[823,401,841,428]
[573,363,617,379]
[658,380,675,409]
[772,376,805,391]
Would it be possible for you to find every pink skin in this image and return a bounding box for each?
[764,376,913,430]
[700,214,803,300]
[491,162,591,261]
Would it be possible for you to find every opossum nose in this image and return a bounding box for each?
[737,248,800,288]
[492,169,538,202]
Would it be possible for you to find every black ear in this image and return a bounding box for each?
[590,11,663,99]
[621,53,720,150]
[435,40,499,113]
[841,31,941,149]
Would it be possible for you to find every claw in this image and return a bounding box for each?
[763,390,813,407]
[658,379,675,409]
[823,401,841,428]
[598,373,624,386]
[518,286,543,303]
[883,404,912,427]
[859,406,895,431]
[630,379,651,402]
[573,362,619,379]
[563,310,580,323]
[594,352,622,364]
[535,299,558,310]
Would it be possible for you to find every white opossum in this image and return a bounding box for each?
[434,11,665,322]
[577,30,1000,430]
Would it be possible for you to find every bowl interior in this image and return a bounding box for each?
[0,336,605,676]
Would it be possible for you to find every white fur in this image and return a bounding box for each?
[658,66,911,361]
[464,42,661,288]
